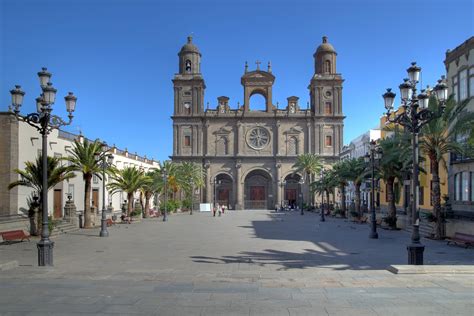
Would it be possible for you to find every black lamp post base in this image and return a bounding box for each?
[37,239,54,266]
[369,231,378,239]
[99,219,109,237]
[163,216,168,222]
[407,243,425,265]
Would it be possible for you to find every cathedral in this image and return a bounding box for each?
[171,36,344,210]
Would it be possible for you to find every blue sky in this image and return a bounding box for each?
[1,0,472,162]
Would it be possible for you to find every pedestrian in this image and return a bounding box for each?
[221,204,225,214]
[213,203,219,217]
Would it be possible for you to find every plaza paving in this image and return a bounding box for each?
[0,210,473,315]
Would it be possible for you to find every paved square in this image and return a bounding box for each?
[0,210,473,315]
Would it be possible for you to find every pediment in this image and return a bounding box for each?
[213,127,232,135]
[284,127,302,134]
[241,70,276,81]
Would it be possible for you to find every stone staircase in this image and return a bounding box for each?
[405,220,433,238]
[50,220,79,237]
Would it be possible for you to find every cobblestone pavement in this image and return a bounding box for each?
[0,210,473,315]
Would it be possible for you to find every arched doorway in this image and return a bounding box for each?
[244,170,272,209]
[283,173,302,209]
[214,173,233,209]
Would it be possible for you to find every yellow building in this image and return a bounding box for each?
[378,112,448,216]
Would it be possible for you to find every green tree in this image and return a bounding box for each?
[292,153,323,206]
[344,158,368,218]
[175,162,205,214]
[378,131,411,229]
[8,154,75,234]
[420,96,474,239]
[139,170,156,218]
[108,166,146,216]
[64,139,105,228]
[311,168,338,212]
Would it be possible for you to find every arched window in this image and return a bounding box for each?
[217,136,228,155]
[324,60,331,73]
[185,60,192,73]
[249,93,267,111]
[325,135,332,147]
[288,136,298,155]
[325,102,332,115]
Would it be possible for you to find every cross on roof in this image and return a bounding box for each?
[255,60,261,70]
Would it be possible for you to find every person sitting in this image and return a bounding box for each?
[120,213,131,224]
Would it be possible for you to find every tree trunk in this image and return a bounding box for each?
[127,193,133,216]
[340,184,346,217]
[83,174,93,228]
[387,177,397,229]
[355,183,362,218]
[326,190,330,213]
[431,158,443,239]
[144,192,152,218]
[139,192,145,218]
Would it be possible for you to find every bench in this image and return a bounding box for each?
[0,230,30,243]
[447,232,474,248]
[106,218,115,227]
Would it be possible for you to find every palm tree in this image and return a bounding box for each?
[292,153,323,207]
[420,96,474,239]
[378,131,411,229]
[65,139,105,228]
[108,166,146,216]
[311,168,337,212]
[332,159,352,217]
[343,157,367,218]
[140,170,157,218]
[175,162,205,214]
[8,154,75,234]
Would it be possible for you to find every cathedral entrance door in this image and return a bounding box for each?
[244,170,272,209]
[286,189,297,209]
[217,188,230,208]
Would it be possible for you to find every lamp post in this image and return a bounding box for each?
[95,143,114,237]
[320,169,325,222]
[364,140,382,239]
[9,68,77,266]
[383,62,448,265]
[280,179,286,210]
[190,179,194,215]
[162,166,168,222]
[213,177,222,209]
[299,177,305,215]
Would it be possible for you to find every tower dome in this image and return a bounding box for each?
[180,35,201,55]
[314,36,336,55]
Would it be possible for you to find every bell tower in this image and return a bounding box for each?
[309,36,344,157]
[172,35,206,116]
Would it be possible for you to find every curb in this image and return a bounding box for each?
[388,265,474,274]
[0,260,19,271]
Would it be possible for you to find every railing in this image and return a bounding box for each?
[244,200,267,209]
[58,130,78,141]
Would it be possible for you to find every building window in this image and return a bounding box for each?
[325,135,332,147]
[68,184,74,201]
[185,60,192,73]
[325,102,332,115]
[452,75,458,102]
[454,173,460,201]
[324,60,331,73]
[184,102,191,114]
[93,174,99,184]
[288,136,298,155]
[184,135,191,147]
[216,136,228,155]
[419,186,424,206]
[471,172,474,202]
[461,171,469,201]
[459,69,468,101]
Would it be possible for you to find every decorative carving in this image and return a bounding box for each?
[246,127,270,150]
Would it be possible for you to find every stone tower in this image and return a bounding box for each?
[309,36,344,156]
[172,36,206,157]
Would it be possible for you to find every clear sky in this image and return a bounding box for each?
[1,0,472,162]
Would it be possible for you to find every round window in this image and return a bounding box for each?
[247,127,270,150]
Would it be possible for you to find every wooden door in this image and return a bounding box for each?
[92,189,99,211]
[218,188,230,206]
[53,189,62,219]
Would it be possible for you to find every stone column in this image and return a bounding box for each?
[204,161,211,203]
[306,122,311,154]
[173,125,178,156]
[276,163,281,208]
[235,161,243,210]
[275,120,280,156]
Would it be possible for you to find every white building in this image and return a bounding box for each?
[340,127,381,208]
[0,112,160,224]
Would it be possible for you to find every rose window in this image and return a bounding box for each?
[247,127,270,150]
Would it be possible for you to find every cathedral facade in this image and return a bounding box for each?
[171,36,344,210]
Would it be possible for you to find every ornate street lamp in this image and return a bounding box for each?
[364,140,382,239]
[213,177,222,210]
[299,177,305,215]
[162,165,168,222]
[383,62,448,265]
[320,168,325,222]
[9,68,77,266]
[95,143,114,237]
[280,179,287,210]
